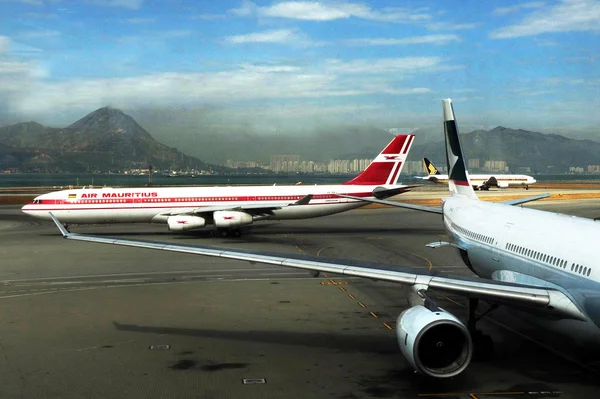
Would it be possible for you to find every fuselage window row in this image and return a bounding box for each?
[506,242,592,277]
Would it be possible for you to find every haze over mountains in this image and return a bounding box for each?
[0,107,215,172]
[0,106,599,174]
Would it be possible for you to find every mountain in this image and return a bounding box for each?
[0,107,218,172]
[407,126,600,173]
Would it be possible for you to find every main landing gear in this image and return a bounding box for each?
[468,298,497,361]
[63,223,71,233]
[217,228,242,238]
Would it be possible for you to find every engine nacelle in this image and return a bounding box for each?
[213,211,253,228]
[167,215,206,232]
[397,305,472,378]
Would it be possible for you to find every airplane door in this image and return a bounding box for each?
[492,222,513,262]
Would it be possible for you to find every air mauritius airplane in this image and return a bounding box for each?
[49,99,599,379]
[420,157,536,190]
[22,134,415,236]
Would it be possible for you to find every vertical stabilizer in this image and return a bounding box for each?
[443,99,477,199]
[344,134,414,185]
[423,157,441,176]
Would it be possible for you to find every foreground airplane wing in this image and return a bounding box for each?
[339,193,550,213]
[48,212,583,321]
[498,193,550,206]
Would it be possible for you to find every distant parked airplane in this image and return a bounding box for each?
[420,157,536,190]
[23,135,415,236]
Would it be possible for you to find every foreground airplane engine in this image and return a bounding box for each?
[167,216,206,232]
[396,305,472,378]
[213,211,253,228]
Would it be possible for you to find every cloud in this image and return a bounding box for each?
[426,22,478,30]
[19,30,61,38]
[493,1,545,16]
[122,17,155,24]
[89,0,145,9]
[324,57,445,74]
[231,1,433,23]
[491,0,600,38]
[225,29,303,44]
[0,36,10,55]
[344,34,460,46]
[1,58,439,118]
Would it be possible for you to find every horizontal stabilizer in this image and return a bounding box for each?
[372,185,415,199]
[500,193,550,206]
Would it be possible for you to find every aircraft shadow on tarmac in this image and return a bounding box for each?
[112,321,396,354]
[42,224,446,239]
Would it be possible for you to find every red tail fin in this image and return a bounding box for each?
[344,134,415,185]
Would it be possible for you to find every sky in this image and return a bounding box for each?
[1,0,600,136]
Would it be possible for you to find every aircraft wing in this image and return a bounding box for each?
[48,213,585,321]
[498,193,550,206]
[164,194,314,217]
[338,194,443,214]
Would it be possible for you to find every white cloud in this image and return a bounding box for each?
[122,17,155,24]
[493,1,545,16]
[1,58,440,117]
[324,57,444,74]
[225,29,301,44]
[89,0,145,9]
[344,34,460,46]
[426,22,478,30]
[0,36,10,55]
[231,1,433,23]
[491,0,600,38]
[20,30,61,38]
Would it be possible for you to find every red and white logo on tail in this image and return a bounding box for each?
[344,134,415,185]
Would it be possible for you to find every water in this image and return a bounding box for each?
[1,173,599,189]
[0,173,359,188]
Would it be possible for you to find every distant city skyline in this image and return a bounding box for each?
[1,0,599,137]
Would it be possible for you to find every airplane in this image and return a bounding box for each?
[420,157,536,190]
[48,99,599,379]
[22,134,415,237]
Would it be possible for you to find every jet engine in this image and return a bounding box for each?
[396,305,472,378]
[213,211,253,228]
[167,215,206,232]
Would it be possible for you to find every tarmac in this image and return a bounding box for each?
[1,197,600,398]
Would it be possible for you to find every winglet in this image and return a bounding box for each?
[293,194,313,206]
[49,212,71,237]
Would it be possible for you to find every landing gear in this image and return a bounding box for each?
[467,298,497,361]
[63,223,70,233]
[217,228,242,238]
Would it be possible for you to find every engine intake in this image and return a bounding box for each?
[397,305,472,378]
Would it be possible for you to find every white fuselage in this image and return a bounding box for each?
[21,184,404,224]
[443,195,600,330]
[422,174,536,188]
